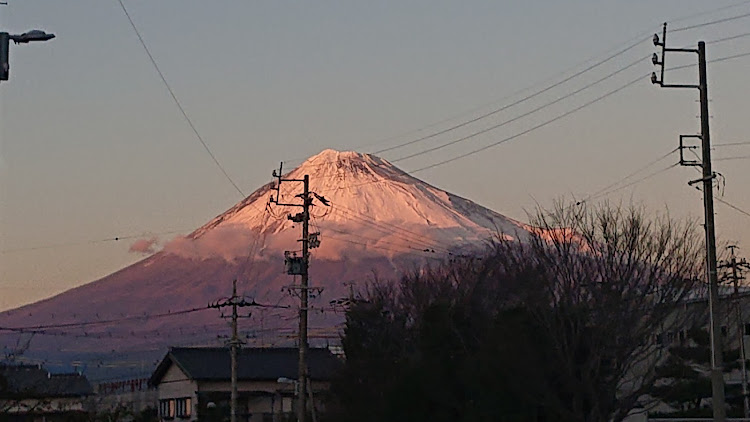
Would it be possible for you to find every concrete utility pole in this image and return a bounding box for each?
[298,174,310,422]
[209,280,256,422]
[270,165,327,422]
[652,24,726,421]
[721,246,750,418]
[231,280,240,422]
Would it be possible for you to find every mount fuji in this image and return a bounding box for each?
[0,149,533,376]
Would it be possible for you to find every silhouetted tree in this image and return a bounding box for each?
[327,202,704,422]
[650,326,746,418]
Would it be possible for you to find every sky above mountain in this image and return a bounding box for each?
[1,1,749,310]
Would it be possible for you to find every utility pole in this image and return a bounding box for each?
[720,245,750,418]
[298,174,310,422]
[270,164,328,422]
[209,280,256,422]
[652,23,726,421]
[230,280,240,422]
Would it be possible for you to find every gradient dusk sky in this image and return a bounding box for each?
[1,1,749,310]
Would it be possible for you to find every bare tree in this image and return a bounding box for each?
[330,201,705,422]
[493,201,704,421]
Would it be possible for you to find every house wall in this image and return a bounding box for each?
[629,293,750,416]
[197,380,329,422]
[95,378,157,415]
[95,388,158,415]
[198,380,329,394]
[158,365,198,422]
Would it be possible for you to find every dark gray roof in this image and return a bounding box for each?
[0,365,93,398]
[150,347,341,386]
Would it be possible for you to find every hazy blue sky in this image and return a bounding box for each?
[1,1,749,310]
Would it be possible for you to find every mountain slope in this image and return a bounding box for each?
[0,149,531,376]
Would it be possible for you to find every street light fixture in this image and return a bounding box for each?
[1,29,55,81]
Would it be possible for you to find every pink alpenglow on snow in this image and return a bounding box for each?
[184,149,531,261]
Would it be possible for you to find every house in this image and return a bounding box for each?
[0,364,93,422]
[148,347,341,422]
[624,287,750,418]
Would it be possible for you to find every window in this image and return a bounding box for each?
[159,399,175,419]
[176,397,192,419]
[744,323,750,336]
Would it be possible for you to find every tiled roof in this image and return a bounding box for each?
[0,365,93,398]
[149,347,341,386]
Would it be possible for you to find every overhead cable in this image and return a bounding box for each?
[115,0,245,198]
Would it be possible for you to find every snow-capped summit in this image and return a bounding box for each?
[180,149,529,260]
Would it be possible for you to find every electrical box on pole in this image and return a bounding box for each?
[284,252,306,275]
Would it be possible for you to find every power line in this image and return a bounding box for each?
[715,141,750,147]
[668,0,750,25]
[661,51,750,73]
[588,163,679,201]
[0,299,290,334]
[373,36,651,156]
[321,232,444,261]
[692,185,750,219]
[712,50,750,64]
[273,48,750,202]
[234,201,275,292]
[411,73,645,173]
[0,322,231,341]
[327,205,452,253]
[278,30,659,167]
[278,46,748,187]
[410,49,750,173]
[0,228,187,254]
[716,197,750,219]
[672,10,750,32]
[707,31,750,45]
[115,0,245,198]
[0,305,211,331]
[715,155,750,161]
[392,54,648,163]
[285,7,750,171]
[317,223,443,258]
[685,160,750,219]
[578,149,678,204]
[285,4,750,167]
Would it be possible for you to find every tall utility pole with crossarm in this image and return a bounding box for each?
[269,164,328,422]
[652,23,726,421]
[209,280,257,422]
